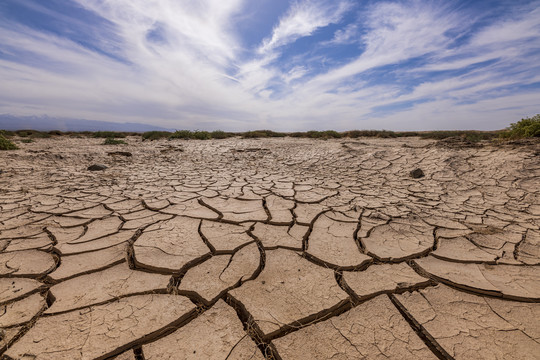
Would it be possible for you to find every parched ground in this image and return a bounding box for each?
[0,136,539,360]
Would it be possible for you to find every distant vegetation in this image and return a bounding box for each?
[141,131,171,141]
[242,130,286,138]
[169,130,212,140]
[0,134,18,150]
[0,115,538,143]
[142,130,235,140]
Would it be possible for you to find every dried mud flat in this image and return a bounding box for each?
[0,136,539,360]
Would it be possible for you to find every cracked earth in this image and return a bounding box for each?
[0,136,539,359]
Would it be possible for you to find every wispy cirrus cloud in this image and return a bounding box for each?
[258,0,352,54]
[0,0,538,131]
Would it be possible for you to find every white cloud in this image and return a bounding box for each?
[330,23,359,45]
[258,0,352,54]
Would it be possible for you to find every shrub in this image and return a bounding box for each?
[142,131,171,141]
[0,134,18,150]
[420,131,497,142]
[344,130,380,138]
[93,131,126,138]
[168,130,213,140]
[169,130,193,139]
[103,138,127,145]
[500,115,540,139]
[12,130,51,138]
[242,130,286,138]
[0,130,15,137]
[21,139,34,143]
[192,130,211,140]
[242,131,268,138]
[289,132,305,138]
[304,130,342,139]
[210,130,234,139]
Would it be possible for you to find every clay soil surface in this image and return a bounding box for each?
[0,136,539,359]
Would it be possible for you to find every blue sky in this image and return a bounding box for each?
[0,0,539,131]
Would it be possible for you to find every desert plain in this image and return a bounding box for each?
[0,135,539,360]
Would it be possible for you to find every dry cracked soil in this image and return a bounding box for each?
[0,135,539,360]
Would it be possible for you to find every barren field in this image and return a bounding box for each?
[0,136,539,360]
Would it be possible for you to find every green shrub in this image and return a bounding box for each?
[169,130,193,139]
[344,130,380,138]
[93,131,126,138]
[289,132,305,138]
[192,130,211,140]
[15,130,32,138]
[13,130,51,138]
[103,138,127,145]
[242,130,286,138]
[0,130,15,137]
[168,130,213,140]
[210,130,234,139]
[375,130,397,138]
[304,130,342,139]
[420,131,497,142]
[21,139,34,143]
[0,134,18,150]
[142,131,171,141]
[242,131,268,138]
[500,115,540,139]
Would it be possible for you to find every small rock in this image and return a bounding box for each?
[87,164,108,171]
[410,168,424,178]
